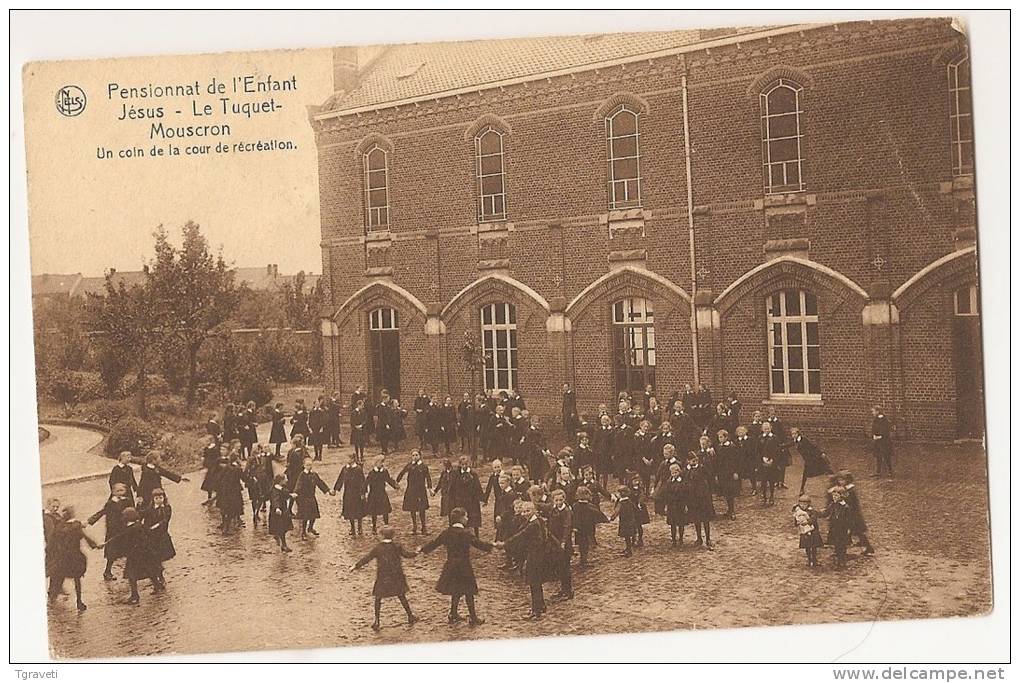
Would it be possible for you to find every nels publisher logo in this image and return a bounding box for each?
[55,85,86,117]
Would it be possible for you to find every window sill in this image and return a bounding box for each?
[762,396,824,407]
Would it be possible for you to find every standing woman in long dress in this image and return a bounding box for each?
[269,402,288,457]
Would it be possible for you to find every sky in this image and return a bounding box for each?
[23,47,334,277]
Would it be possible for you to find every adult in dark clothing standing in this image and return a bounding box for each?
[413,389,430,449]
[417,508,497,625]
[871,406,894,477]
[396,450,432,535]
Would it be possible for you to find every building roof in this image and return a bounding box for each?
[317,25,783,117]
[31,273,84,297]
[34,267,319,298]
[77,270,149,298]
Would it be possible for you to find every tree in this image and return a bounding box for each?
[280,271,324,331]
[32,296,89,374]
[148,222,242,406]
[86,277,164,418]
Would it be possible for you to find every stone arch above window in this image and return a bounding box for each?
[565,266,690,323]
[592,92,650,123]
[892,246,977,313]
[714,256,868,317]
[442,274,550,327]
[463,113,512,141]
[746,65,813,99]
[333,280,427,329]
[354,132,394,155]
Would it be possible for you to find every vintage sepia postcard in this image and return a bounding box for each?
[16,11,1001,663]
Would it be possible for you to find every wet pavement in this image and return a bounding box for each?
[43,438,991,659]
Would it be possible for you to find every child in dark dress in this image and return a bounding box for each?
[365,455,400,534]
[334,454,367,536]
[268,475,297,552]
[87,482,132,580]
[418,508,498,626]
[140,489,175,586]
[46,506,98,611]
[108,451,138,505]
[610,486,639,557]
[627,473,649,547]
[659,462,688,547]
[294,457,335,539]
[571,485,608,567]
[838,471,876,556]
[396,449,432,535]
[350,526,419,631]
[685,452,716,550]
[432,458,454,520]
[792,494,823,567]
[824,486,853,569]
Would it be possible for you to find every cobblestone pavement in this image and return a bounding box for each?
[43,438,991,659]
[39,423,108,484]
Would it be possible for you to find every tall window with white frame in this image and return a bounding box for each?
[612,297,655,396]
[480,302,517,394]
[760,79,805,194]
[475,127,506,222]
[605,105,641,209]
[948,54,973,177]
[368,307,400,400]
[363,145,390,232]
[766,290,820,397]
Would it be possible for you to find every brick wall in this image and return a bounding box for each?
[312,18,983,441]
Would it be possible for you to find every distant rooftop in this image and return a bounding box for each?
[317,25,787,117]
[31,265,319,298]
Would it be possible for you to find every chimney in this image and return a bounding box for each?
[332,47,359,93]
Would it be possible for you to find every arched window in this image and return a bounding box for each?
[605,106,641,209]
[948,55,973,177]
[760,79,805,194]
[480,303,517,393]
[368,307,400,399]
[766,290,820,397]
[612,297,655,395]
[363,145,390,231]
[475,127,506,221]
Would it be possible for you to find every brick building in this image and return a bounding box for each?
[310,18,982,440]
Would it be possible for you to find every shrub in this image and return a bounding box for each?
[47,370,104,411]
[116,373,172,400]
[237,375,273,409]
[105,417,159,458]
[81,399,131,427]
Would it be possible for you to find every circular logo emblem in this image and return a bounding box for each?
[55,85,86,117]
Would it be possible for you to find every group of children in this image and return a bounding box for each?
[46,384,881,627]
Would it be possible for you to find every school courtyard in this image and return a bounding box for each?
[43,434,991,659]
